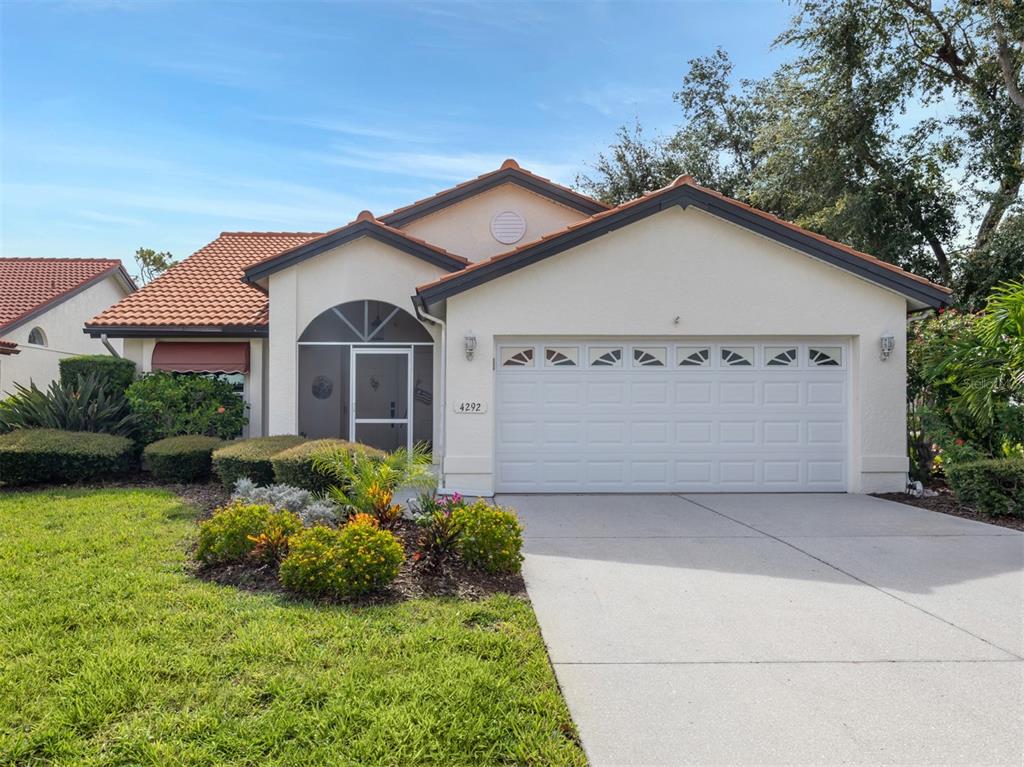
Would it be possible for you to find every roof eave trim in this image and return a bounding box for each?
[379,168,608,227]
[417,186,950,308]
[84,324,268,339]
[241,221,466,283]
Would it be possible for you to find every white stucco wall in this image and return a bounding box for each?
[399,183,589,261]
[441,205,910,495]
[266,236,446,437]
[0,276,127,395]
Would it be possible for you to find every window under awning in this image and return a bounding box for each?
[152,342,250,374]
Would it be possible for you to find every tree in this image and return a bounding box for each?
[132,247,173,285]
[956,213,1024,310]
[578,0,1024,288]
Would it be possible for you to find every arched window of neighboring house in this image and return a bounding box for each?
[27,327,46,347]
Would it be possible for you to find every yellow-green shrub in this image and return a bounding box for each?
[279,523,404,598]
[196,502,301,565]
[452,501,524,574]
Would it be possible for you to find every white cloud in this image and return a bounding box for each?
[310,146,578,185]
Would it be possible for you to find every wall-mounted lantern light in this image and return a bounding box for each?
[464,333,477,361]
[880,333,895,361]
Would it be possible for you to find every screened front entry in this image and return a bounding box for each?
[298,300,433,452]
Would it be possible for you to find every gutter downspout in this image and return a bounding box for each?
[100,333,121,357]
[413,297,446,490]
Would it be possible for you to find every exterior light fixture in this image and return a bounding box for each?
[464,333,477,360]
[880,333,895,361]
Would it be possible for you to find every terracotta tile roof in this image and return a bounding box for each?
[417,175,952,300]
[0,258,129,333]
[87,232,321,330]
[0,339,19,355]
[379,158,610,226]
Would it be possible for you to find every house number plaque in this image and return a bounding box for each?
[453,401,487,414]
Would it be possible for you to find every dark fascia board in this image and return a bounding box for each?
[1,265,132,336]
[379,168,608,228]
[417,185,951,309]
[241,221,466,283]
[85,325,267,339]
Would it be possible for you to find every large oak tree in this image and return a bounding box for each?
[578,0,1024,288]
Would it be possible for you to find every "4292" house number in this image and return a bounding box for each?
[453,401,487,414]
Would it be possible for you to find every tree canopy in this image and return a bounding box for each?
[577,0,1024,289]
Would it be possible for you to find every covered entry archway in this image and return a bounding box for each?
[298,300,433,452]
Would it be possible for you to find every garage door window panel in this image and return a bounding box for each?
[589,346,623,367]
[632,347,666,367]
[500,346,535,368]
[678,347,711,367]
[544,346,579,367]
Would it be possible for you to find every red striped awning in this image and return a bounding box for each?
[152,342,249,373]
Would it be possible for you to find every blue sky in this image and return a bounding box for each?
[0,1,793,265]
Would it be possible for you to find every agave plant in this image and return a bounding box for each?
[0,373,137,436]
[312,443,436,529]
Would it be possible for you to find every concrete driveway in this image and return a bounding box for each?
[503,493,1024,766]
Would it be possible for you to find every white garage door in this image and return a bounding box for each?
[495,340,848,493]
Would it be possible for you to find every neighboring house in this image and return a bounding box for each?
[1,258,136,395]
[87,159,950,495]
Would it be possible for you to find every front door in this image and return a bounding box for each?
[351,348,412,452]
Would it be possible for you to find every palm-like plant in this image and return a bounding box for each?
[312,443,436,530]
[0,373,137,436]
[925,280,1024,423]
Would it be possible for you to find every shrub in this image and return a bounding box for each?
[946,458,1024,517]
[271,439,382,493]
[279,523,405,598]
[211,435,305,488]
[452,500,524,574]
[59,355,137,393]
[143,435,224,483]
[0,428,135,486]
[0,373,137,436]
[247,511,304,564]
[411,492,466,569]
[126,371,247,445]
[231,478,340,527]
[196,502,301,565]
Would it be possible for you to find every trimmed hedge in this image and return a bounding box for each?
[212,435,306,489]
[59,355,137,393]
[946,458,1024,517]
[0,428,135,486]
[271,439,383,493]
[143,435,224,483]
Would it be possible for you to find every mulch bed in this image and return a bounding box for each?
[873,486,1024,532]
[190,517,527,606]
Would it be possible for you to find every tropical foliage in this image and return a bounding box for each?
[126,371,247,445]
[0,373,137,436]
[909,280,1024,484]
[312,442,435,529]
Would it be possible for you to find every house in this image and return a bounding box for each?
[0,258,136,394]
[86,160,950,495]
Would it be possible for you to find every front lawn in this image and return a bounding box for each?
[0,488,584,766]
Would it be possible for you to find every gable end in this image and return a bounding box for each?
[416,184,951,309]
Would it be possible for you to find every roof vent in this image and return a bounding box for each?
[490,210,527,245]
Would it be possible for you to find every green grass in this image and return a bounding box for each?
[0,489,584,766]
